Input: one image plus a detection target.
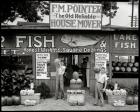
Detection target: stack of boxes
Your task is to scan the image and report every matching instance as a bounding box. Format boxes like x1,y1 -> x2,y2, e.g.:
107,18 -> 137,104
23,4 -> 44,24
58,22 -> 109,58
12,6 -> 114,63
20,83 -> 41,106
67,72 -> 85,106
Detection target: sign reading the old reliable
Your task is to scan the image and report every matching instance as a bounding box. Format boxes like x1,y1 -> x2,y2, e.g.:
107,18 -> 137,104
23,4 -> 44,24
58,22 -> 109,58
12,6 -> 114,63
50,3 -> 102,30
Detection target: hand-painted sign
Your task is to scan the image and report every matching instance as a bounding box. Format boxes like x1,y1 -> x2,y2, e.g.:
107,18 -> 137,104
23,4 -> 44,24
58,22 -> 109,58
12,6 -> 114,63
1,34 -> 109,55
112,34 -> 139,54
95,53 -> 109,70
50,3 -> 102,30
61,34 -> 103,47
36,53 -> 50,79
112,34 -> 138,49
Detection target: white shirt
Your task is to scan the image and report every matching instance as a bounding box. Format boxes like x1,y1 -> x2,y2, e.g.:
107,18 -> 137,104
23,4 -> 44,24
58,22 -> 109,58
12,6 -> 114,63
57,66 -> 66,75
95,73 -> 108,83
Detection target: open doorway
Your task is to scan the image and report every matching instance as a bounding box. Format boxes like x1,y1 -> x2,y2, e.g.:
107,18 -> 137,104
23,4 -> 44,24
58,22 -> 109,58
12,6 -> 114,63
58,53 -> 91,88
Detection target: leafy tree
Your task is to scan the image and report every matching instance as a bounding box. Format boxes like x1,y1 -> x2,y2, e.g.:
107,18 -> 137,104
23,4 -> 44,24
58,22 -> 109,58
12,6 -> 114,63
1,0 -> 119,24
1,0 -> 49,23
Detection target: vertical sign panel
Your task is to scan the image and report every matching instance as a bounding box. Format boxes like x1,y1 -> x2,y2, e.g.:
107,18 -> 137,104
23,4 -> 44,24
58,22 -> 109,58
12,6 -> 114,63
95,53 -> 109,70
36,53 -> 50,79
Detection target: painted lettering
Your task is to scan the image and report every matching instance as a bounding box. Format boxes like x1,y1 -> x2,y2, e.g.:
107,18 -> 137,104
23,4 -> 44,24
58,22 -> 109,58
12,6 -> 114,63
44,36 -> 54,47
131,43 -> 136,48
16,36 -> 26,48
33,36 -> 42,47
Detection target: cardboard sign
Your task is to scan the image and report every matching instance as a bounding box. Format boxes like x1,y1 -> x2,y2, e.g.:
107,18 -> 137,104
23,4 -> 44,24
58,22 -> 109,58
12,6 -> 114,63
95,53 -> 109,70
36,53 -> 50,79
50,3 -> 102,30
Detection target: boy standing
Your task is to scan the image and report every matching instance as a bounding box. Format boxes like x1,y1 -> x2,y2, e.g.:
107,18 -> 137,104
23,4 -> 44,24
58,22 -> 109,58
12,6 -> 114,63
94,67 -> 108,106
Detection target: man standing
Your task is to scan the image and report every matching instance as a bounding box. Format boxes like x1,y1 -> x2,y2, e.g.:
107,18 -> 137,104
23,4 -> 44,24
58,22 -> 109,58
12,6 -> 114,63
94,67 -> 108,106
54,58 -> 66,100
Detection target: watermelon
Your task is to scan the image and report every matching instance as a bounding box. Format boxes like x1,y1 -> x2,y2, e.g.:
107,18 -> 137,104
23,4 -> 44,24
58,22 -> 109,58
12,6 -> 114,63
128,62 -> 133,67
70,79 -> 76,84
126,96 -> 134,105
94,67 -> 100,73
120,67 -> 125,72
3,96 -> 8,106
134,62 -> 139,67
76,78 -> 82,84
73,72 -> 79,80
133,95 -> 138,105
126,67 -> 131,72
1,97 -> 6,106
115,67 -> 120,72
12,96 -> 20,105
6,97 -> 13,106
117,62 -> 122,67
112,67 -> 114,71
122,62 -> 127,67
132,67 -> 138,72
112,61 -> 117,67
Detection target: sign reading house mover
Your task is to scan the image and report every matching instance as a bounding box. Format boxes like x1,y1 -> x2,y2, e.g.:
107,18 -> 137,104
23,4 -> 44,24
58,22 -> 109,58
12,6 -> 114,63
50,3 -> 102,30
36,53 -> 50,79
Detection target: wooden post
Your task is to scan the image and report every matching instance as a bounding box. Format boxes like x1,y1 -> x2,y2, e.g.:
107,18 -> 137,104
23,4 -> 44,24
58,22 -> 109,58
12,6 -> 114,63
131,0 -> 134,27
109,34 -> 113,82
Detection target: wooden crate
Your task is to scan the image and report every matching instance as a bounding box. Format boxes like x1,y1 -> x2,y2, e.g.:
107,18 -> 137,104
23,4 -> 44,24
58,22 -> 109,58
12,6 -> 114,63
21,93 -> 40,104
107,95 -> 126,105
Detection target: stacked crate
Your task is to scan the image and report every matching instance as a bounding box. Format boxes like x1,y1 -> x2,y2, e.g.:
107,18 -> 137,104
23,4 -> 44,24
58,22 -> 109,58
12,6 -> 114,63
67,72 -> 85,106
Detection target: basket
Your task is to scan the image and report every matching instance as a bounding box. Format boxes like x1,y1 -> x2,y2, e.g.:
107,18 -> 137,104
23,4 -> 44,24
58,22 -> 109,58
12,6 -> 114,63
21,93 -> 40,105
107,95 -> 126,105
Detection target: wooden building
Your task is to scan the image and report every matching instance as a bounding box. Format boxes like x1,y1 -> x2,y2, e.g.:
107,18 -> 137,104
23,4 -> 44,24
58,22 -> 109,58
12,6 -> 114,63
1,22 -> 139,96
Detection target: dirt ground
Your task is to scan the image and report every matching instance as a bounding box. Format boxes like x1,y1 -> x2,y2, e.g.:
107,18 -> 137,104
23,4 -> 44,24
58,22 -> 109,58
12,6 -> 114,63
2,90 -> 138,111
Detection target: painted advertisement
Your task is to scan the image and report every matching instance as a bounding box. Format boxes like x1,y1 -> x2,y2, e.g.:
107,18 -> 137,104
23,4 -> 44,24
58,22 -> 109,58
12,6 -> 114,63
50,3 -> 102,30
95,53 -> 109,70
1,34 -> 109,55
36,53 -> 50,79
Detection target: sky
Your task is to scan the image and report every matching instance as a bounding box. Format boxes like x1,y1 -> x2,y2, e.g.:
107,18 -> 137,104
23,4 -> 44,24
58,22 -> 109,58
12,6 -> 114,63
5,2 -> 139,28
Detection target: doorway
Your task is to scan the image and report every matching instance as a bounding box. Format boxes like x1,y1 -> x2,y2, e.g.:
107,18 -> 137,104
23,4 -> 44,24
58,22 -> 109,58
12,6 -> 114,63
58,53 -> 91,88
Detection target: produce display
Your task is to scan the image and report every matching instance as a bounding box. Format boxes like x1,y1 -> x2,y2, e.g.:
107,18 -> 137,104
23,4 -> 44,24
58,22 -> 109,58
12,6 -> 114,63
105,89 -> 127,96
70,72 -> 83,89
20,93 -> 40,105
105,89 -> 127,105
1,69 -> 32,97
20,89 -> 34,96
1,68 -> 33,106
67,90 -> 85,106
24,100 -> 37,106
113,100 -> 125,106
112,61 -> 139,72
70,78 -> 82,89
68,72 -> 85,106
1,96 -> 20,106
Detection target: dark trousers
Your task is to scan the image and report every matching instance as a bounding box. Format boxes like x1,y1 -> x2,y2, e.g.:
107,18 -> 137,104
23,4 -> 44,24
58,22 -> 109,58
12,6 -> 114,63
82,69 -> 87,87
